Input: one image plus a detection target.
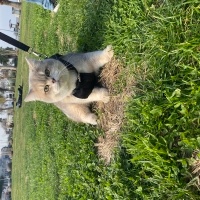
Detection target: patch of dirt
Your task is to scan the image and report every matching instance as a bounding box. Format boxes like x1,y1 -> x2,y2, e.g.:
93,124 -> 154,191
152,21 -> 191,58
95,58 -> 136,164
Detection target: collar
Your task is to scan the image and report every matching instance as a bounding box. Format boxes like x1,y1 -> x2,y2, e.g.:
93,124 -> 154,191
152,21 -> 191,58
49,53 -> 81,82
49,54 -> 96,99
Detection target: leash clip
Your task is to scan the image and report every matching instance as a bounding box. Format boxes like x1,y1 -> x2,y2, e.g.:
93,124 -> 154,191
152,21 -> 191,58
28,48 -> 48,58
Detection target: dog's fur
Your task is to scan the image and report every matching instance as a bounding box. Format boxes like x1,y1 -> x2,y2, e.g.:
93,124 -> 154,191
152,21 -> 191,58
25,45 -> 114,125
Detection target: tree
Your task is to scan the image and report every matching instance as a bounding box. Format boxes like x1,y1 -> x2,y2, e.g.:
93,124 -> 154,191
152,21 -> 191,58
0,0 -> 21,9
0,87 -> 14,92
0,47 -> 17,65
0,107 -> 13,111
0,55 -> 9,65
0,47 -> 17,56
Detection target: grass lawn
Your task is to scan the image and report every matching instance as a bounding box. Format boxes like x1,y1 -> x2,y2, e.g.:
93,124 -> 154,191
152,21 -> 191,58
12,0 -> 200,199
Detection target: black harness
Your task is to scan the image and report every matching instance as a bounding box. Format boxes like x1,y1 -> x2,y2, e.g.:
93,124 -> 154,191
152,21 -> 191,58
0,32 -> 97,99
50,54 -> 97,99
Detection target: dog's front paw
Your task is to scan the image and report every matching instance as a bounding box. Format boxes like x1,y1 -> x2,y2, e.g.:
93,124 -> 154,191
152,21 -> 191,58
100,88 -> 110,103
101,95 -> 110,103
103,45 -> 114,62
85,113 -> 98,125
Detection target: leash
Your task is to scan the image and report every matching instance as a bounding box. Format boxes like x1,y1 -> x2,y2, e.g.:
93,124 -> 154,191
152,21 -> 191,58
0,32 -> 47,58
0,32 -> 96,99
0,32 -> 78,72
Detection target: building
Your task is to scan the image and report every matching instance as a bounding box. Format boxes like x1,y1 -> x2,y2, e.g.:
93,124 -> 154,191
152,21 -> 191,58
12,7 -> 21,17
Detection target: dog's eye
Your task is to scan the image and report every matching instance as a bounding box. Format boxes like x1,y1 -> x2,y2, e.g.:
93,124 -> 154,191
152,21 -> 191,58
44,85 -> 49,93
45,68 -> 50,77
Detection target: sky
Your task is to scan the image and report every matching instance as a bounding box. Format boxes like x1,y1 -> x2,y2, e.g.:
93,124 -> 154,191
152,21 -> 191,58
0,5 -> 17,48
0,5 -> 16,148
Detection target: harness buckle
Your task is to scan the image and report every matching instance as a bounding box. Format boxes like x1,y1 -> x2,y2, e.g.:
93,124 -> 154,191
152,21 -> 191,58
77,73 -> 81,82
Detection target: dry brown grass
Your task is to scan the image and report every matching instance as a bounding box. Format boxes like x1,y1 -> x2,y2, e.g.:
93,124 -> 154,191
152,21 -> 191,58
190,150 -> 200,189
95,58 -> 136,164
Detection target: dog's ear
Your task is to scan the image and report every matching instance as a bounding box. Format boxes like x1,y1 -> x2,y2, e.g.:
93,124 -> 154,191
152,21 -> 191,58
25,57 -> 40,71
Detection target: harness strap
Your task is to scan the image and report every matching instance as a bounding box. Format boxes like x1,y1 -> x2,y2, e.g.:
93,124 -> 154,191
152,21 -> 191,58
49,54 -> 96,99
49,53 -> 81,82
72,73 -> 97,99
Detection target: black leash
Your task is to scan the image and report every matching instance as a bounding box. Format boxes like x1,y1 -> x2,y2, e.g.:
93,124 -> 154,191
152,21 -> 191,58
0,32 -> 96,99
0,32 -> 78,72
0,32 -> 47,58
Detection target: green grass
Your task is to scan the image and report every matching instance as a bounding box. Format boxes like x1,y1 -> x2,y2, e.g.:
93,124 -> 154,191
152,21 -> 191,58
12,0 -> 200,199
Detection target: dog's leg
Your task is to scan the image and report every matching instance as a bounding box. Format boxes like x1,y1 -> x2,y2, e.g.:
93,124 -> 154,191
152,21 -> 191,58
85,45 -> 114,72
84,87 -> 110,103
54,102 -> 97,125
63,45 -> 114,73
60,88 -> 110,104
